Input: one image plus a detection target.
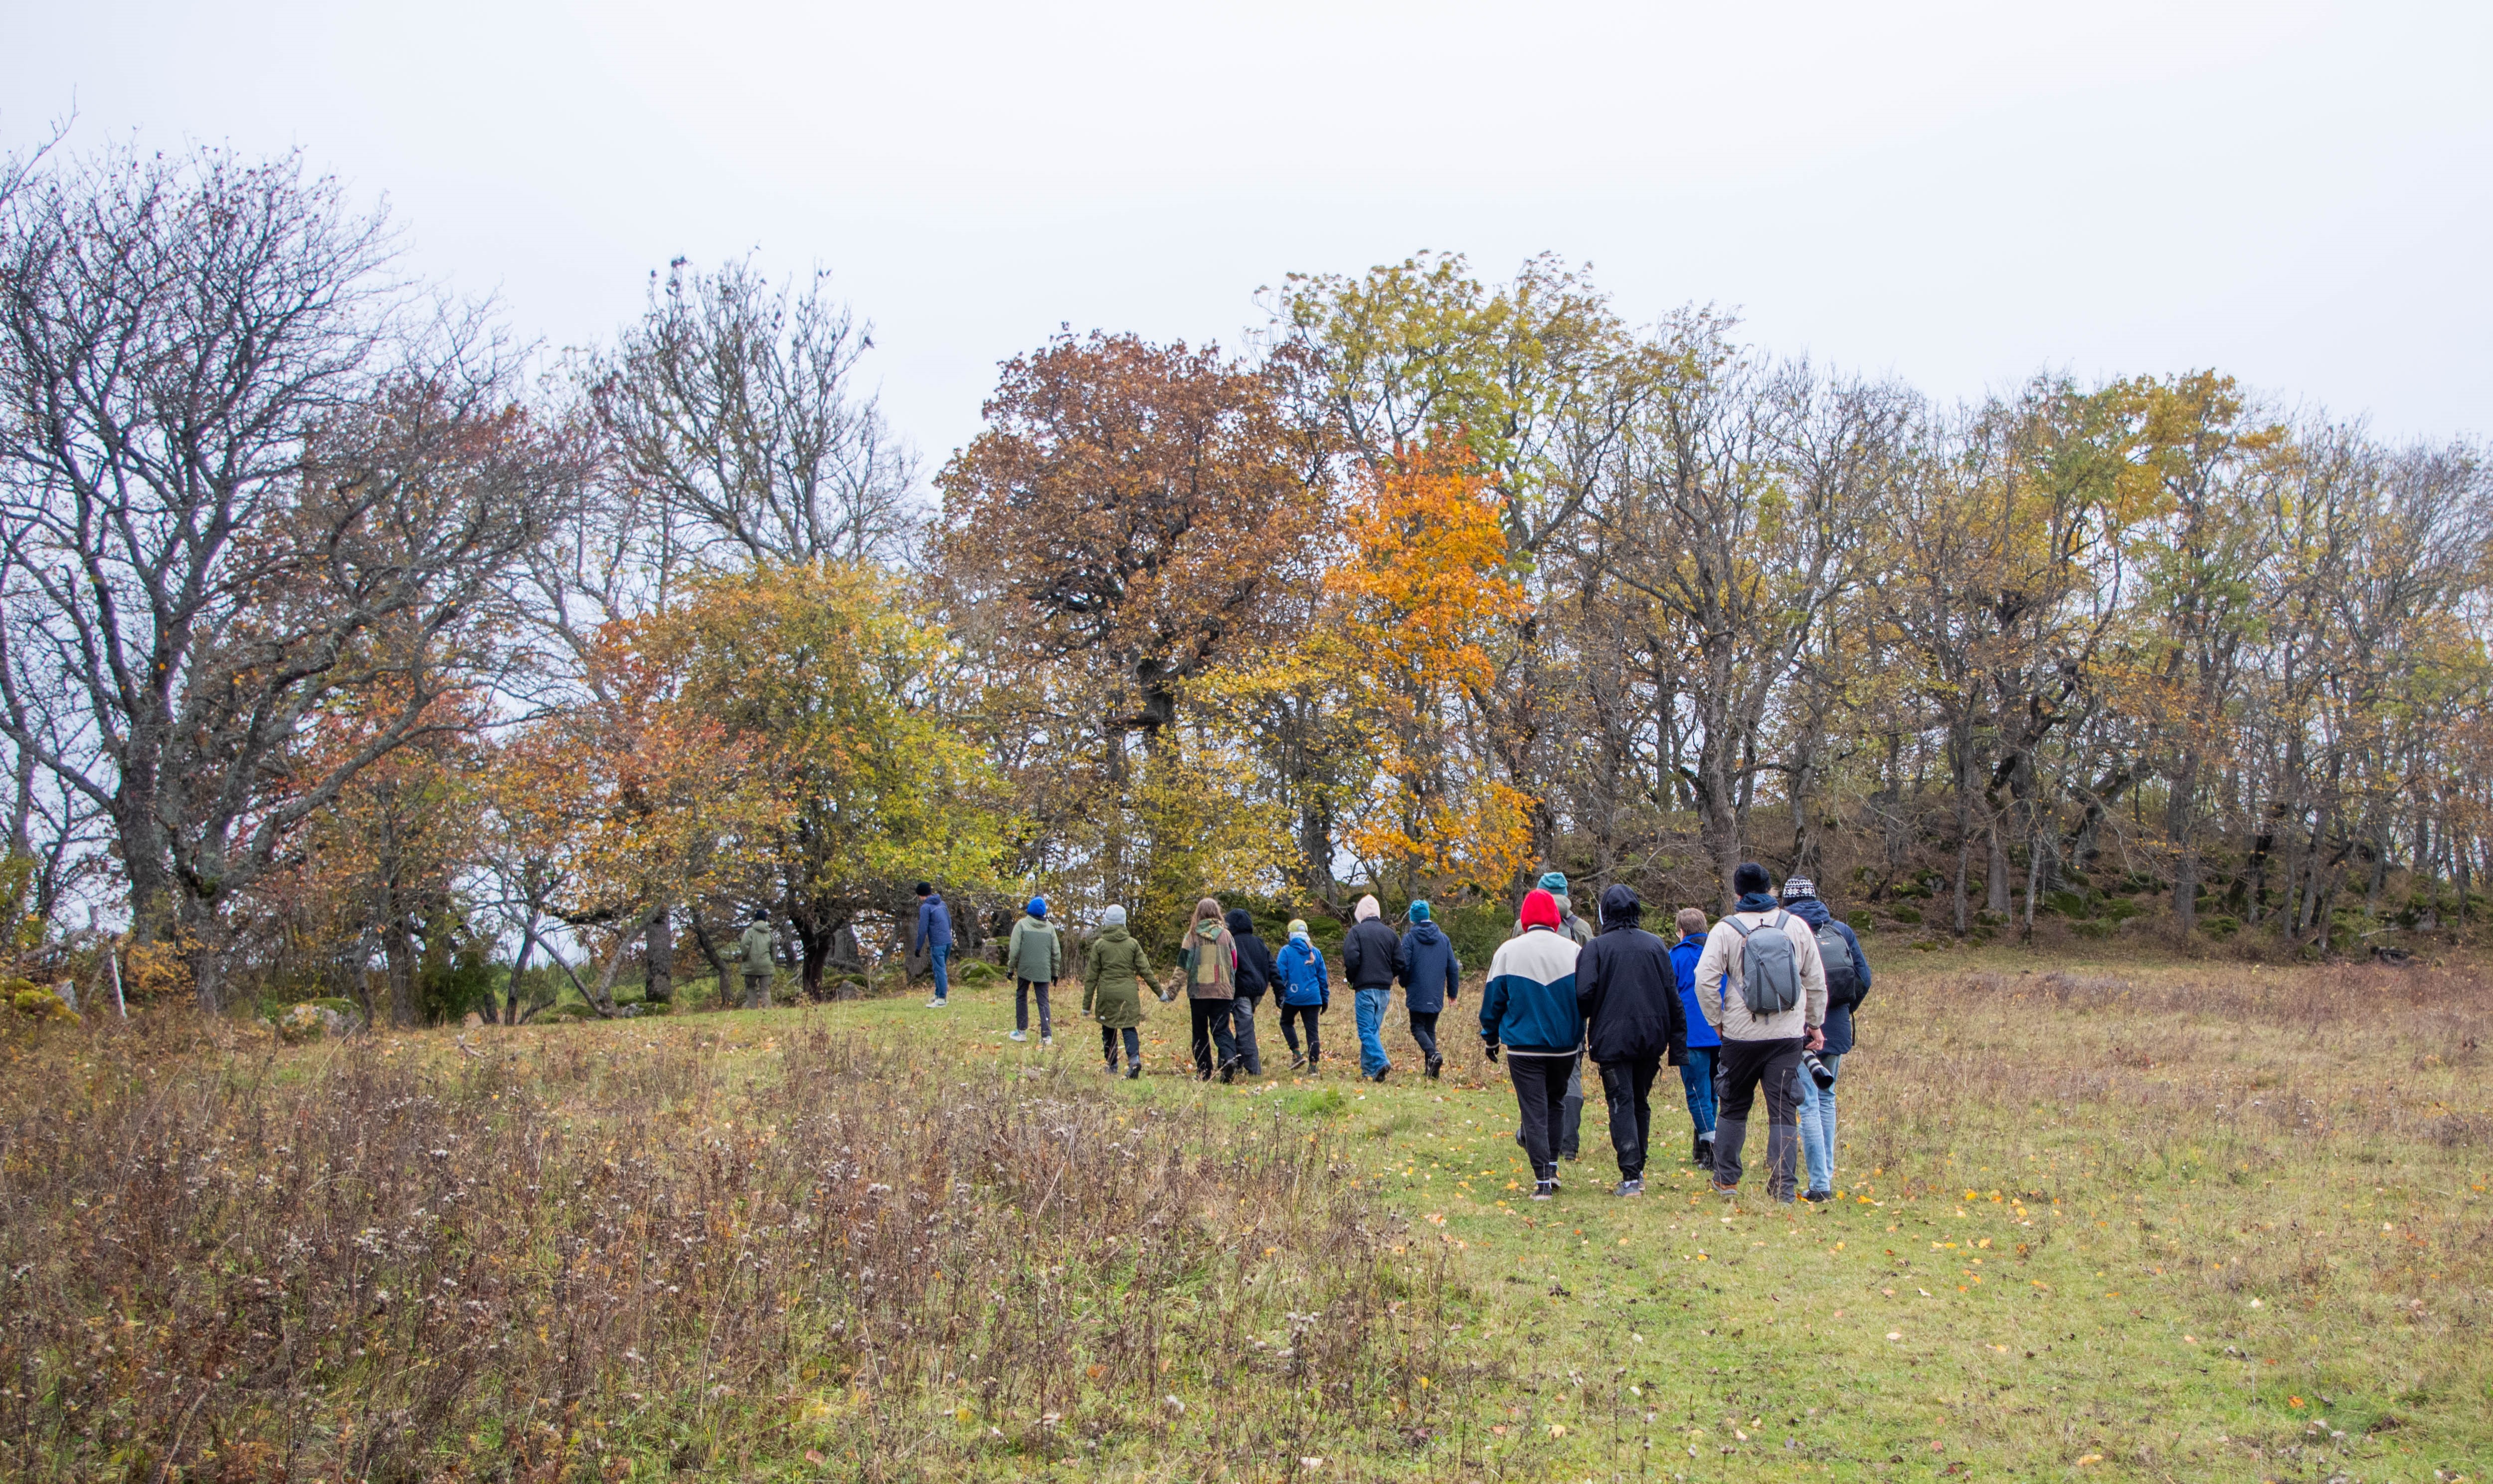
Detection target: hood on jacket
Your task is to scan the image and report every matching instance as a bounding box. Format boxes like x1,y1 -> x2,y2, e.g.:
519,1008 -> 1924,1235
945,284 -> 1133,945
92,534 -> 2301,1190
1519,888 -> 1562,930
1354,895 -> 1381,922
1191,898 -> 1225,939
1225,908 -> 1255,935
1783,896 -> 1834,927
1097,924 -> 1131,942
1599,883 -> 1641,930
1406,919 -> 1444,944
1735,890 -> 1781,914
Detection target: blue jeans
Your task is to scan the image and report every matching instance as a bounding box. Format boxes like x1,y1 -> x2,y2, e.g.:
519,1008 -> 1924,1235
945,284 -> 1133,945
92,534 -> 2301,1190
929,943 -> 950,1001
1797,1052 -> 1841,1192
1679,1045 -> 1718,1136
1354,987 -> 1391,1076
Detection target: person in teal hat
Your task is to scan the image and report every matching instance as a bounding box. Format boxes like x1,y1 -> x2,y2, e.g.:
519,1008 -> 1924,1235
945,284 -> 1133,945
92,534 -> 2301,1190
1397,900 -> 1462,1078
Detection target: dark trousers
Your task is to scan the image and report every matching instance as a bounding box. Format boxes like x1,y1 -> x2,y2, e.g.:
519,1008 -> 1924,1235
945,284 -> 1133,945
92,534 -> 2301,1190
1229,990 -> 1264,1075
1189,997 -> 1240,1076
1561,1059 -> 1584,1155
1712,1037 -> 1805,1200
1015,978 -> 1052,1036
1100,1025 -> 1140,1066
1408,1009 -> 1442,1067
1508,1052 -> 1577,1182
1278,1002 -> 1322,1061
1599,1054 -> 1662,1181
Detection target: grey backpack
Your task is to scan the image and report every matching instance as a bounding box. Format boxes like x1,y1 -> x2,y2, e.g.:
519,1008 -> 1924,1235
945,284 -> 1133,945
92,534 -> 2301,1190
1727,911 -> 1800,1015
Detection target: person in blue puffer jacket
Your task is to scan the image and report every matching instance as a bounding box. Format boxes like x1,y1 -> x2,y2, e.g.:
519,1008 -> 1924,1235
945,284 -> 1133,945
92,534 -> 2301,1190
1272,919 -> 1331,1072
1779,876 -> 1871,1201
1670,907 -> 1721,1166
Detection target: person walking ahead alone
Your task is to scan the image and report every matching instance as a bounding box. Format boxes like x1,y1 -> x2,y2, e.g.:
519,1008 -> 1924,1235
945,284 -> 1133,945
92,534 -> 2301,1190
916,883 -> 954,1008
1225,908 -> 1274,1078
1341,895 -> 1404,1082
1273,920 -> 1330,1070
1005,896 -> 1062,1045
1397,902 -> 1461,1078
1479,888 -> 1584,1200
1575,884 -> 1686,1197
739,913 -> 776,1009
1670,907 -> 1722,1165
1082,904 -> 1159,1079
1778,875 -> 1871,1201
1179,898 -> 1242,1081
1691,862 -> 1827,1202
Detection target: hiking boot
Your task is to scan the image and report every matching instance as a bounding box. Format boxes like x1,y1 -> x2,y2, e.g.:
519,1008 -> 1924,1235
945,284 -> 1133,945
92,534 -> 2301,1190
1710,1178 -> 1740,1197
1371,1068 -> 1389,1084
1218,1064 -> 1235,1084
1125,1064 -> 1141,1080
1103,1061 -> 1120,1075
1531,1180 -> 1556,1201
1691,1132 -> 1709,1164
1613,1177 -> 1644,1197
1009,1030 -> 1028,1042
1802,1188 -> 1833,1203
1289,1051 -> 1307,1071
1425,1058 -> 1442,1079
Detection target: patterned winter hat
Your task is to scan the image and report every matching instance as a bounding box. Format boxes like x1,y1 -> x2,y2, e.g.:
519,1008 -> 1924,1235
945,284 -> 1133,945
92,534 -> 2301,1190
1781,876 -> 1817,900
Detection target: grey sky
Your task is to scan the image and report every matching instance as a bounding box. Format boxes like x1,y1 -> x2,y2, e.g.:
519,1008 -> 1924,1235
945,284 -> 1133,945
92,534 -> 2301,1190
14,0 -> 2491,469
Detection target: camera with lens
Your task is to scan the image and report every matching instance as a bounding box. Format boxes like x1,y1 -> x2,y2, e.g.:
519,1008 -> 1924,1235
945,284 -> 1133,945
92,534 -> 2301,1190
1799,1046 -> 1835,1090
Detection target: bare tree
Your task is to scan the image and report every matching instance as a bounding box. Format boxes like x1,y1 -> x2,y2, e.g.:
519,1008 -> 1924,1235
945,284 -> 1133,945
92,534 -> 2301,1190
593,257 -> 918,569
0,144 -> 559,1007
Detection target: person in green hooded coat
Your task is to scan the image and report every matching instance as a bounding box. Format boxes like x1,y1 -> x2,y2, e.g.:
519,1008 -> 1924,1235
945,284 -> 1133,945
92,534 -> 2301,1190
1081,904 -> 1160,1078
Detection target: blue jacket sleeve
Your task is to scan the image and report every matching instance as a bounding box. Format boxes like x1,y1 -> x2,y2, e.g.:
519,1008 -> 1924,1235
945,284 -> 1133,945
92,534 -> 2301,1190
915,899 -> 931,950
1478,971 -> 1507,1044
1842,923 -> 1871,997
1445,951 -> 1461,1000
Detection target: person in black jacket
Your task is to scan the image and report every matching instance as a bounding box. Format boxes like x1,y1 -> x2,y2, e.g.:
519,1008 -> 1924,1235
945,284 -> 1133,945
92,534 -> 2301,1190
1575,883 -> 1686,1196
1224,907 -> 1274,1078
1395,901 -> 1462,1078
1339,895 -> 1404,1081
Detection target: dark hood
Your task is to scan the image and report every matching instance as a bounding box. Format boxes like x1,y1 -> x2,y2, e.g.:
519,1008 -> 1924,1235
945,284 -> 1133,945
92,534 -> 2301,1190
1225,908 -> 1255,936
1598,883 -> 1642,930
1783,897 -> 1832,926
1406,920 -> 1444,945
1736,891 -> 1781,914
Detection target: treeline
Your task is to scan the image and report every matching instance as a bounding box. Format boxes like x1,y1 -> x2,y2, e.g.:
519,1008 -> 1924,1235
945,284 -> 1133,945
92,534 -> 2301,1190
1,143 -> 2485,1022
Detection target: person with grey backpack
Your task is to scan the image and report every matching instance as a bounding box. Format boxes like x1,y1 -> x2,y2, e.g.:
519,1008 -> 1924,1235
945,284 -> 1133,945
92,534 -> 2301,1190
1780,875 -> 1871,1201
1688,862 -> 1828,1202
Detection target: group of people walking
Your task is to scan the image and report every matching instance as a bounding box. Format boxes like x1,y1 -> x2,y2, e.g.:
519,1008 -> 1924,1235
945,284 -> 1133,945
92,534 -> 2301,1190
908,862 -> 1870,1204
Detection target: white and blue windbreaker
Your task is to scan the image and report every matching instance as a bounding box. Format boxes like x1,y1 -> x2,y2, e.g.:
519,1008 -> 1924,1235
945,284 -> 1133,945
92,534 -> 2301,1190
1477,927 -> 1583,1056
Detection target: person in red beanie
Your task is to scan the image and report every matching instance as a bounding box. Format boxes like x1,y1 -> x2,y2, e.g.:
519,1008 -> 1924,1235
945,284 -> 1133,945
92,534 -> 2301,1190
1478,887 -> 1586,1199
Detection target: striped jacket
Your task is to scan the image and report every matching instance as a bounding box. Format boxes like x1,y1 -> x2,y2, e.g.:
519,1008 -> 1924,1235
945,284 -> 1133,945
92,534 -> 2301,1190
1478,926 -> 1583,1056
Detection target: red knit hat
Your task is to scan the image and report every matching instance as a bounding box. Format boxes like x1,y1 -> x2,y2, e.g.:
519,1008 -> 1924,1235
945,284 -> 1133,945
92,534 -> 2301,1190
1519,888 -> 1562,930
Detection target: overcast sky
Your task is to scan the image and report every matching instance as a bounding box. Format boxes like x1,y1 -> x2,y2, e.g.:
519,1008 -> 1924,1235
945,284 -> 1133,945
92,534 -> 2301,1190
12,0 -> 2491,469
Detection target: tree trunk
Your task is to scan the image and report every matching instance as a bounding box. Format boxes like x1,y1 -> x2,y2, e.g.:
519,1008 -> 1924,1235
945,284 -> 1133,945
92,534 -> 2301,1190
645,904 -> 675,1003
503,926 -> 535,1025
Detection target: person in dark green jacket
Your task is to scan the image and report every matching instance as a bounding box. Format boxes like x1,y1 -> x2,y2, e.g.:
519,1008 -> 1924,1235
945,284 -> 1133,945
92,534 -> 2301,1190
738,914 -> 776,1009
1081,904 -> 1159,1078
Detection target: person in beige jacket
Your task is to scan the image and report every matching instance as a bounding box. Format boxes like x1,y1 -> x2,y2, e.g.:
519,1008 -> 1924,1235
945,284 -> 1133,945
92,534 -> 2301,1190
1689,862 -> 1828,1201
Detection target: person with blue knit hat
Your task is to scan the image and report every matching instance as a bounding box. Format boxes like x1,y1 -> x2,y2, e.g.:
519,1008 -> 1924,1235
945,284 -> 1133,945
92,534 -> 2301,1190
1006,895 -> 1062,1045
1397,900 -> 1461,1078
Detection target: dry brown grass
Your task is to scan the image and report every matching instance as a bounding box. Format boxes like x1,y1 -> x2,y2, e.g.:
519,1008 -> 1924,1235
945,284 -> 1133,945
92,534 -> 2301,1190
0,1016 -> 1455,1481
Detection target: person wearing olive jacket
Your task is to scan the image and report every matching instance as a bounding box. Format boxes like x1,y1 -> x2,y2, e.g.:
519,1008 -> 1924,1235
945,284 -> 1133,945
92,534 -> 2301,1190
1340,895 -> 1404,1082
1005,897 -> 1063,1046
1082,904 -> 1159,1078
1178,898 -> 1242,1082
1396,902 -> 1461,1078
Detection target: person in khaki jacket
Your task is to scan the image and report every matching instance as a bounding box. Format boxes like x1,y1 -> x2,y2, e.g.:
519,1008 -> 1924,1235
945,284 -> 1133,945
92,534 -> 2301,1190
1005,896 -> 1063,1045
1689,862 -> 1828,1202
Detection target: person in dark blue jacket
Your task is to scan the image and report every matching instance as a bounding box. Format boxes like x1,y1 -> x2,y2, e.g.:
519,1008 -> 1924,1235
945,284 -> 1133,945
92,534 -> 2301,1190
1272,919 -> 1331,1070
1396,901 -> 1462,1078
915,882 -> 954,1007
1669,907 -> 1720,1165
1780,876 -> 1871,1201
1225,908 -> 1275,1078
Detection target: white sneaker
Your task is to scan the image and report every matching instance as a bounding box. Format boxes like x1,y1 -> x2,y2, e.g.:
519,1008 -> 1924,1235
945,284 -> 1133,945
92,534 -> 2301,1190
1009,1030 -> 1028,1042
925,998 -> 948,1008
1041,1036 -> 1054,1047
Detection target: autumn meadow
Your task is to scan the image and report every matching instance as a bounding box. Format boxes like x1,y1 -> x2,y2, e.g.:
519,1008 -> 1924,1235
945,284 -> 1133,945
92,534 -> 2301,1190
1,102 -> 2491,1484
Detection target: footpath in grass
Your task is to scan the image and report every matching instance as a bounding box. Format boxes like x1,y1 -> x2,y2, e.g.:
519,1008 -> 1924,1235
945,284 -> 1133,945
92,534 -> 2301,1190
845,952 -> 2492,1482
